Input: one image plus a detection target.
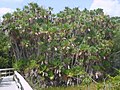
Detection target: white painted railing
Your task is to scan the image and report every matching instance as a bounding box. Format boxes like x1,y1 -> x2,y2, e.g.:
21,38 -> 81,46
0,68 -> 14,78
0,68 -> 33,90
14,71 -> 33,90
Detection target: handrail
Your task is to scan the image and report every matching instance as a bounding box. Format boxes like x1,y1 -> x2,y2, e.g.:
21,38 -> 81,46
0,68 -> 14,71
14,71 -> 33,90
0,68 -> 14,78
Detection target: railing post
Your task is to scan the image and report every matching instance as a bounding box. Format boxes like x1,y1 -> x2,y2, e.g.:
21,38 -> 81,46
14,71 -> 33,90
9,70 -> 10,76
0,71 -> 1,78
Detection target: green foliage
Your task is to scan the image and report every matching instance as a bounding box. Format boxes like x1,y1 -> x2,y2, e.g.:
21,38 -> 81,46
0,29 -> 11,68
13,59 -> 27,72
110,18 -> 120,69
1,2 -> 120,88
113,31 -> 120,51
0,56 -> 9,68
28,60 -> 38,69
13,59 -> 39,73
83,76 -> 92,86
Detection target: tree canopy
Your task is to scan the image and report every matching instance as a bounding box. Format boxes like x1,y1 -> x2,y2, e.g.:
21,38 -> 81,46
0,2 -> 120,88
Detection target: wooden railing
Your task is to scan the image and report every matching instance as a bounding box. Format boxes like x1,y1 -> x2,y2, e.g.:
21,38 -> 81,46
14,71 -> 33,90
0,68 -> 14,78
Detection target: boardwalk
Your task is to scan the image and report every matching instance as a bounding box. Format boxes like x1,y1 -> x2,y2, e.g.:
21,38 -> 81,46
0,76 -> 19,90
0,68 -> 33,90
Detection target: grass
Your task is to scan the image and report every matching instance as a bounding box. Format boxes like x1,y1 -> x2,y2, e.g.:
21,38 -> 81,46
40,83 -> 97,90
27,78 -> 101,90
26,78 -> 120,90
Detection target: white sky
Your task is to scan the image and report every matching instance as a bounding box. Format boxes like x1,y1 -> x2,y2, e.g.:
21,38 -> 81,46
90,0 -> 120,17
0,0 -> 120,18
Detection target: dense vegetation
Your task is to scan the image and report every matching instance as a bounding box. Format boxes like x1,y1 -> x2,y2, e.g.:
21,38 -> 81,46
1,2 -> 120,89
0,27 -> 12,68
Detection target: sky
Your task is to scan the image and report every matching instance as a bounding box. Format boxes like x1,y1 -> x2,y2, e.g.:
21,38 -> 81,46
0,0 -> 120,18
